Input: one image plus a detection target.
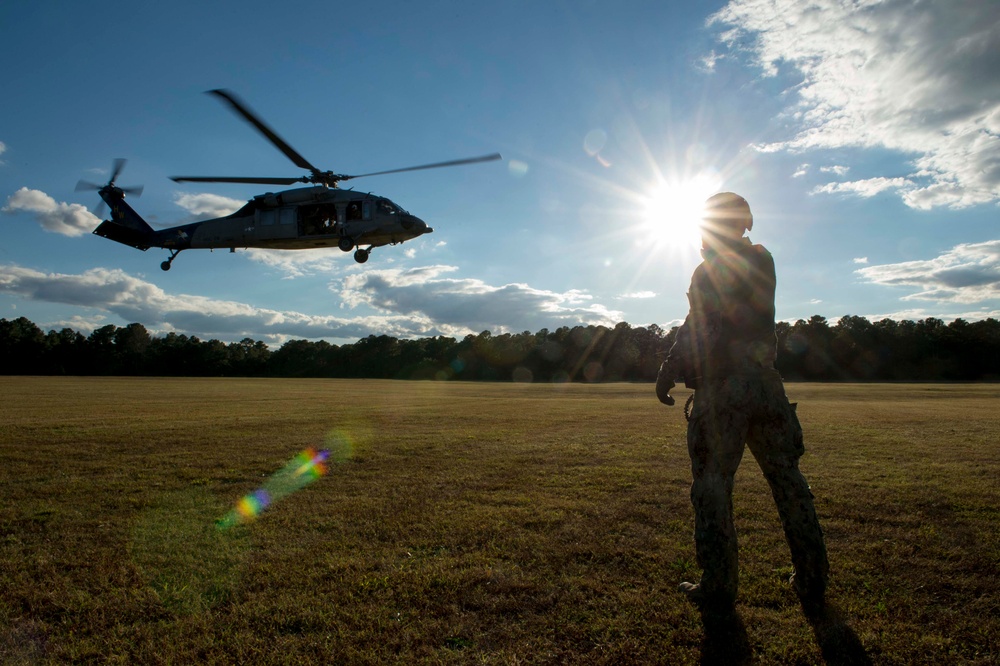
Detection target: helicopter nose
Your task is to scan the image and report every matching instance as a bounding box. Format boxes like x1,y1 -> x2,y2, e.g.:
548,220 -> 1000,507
406,215 -> 432,235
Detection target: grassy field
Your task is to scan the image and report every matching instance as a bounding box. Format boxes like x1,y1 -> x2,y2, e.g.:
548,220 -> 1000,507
1,378 -> 997,665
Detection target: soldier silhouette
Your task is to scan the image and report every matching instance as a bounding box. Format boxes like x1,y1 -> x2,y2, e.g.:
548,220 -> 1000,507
657,192 -> 829,621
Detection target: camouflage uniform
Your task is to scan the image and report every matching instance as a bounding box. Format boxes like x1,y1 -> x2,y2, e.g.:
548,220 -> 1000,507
663,236 -> 828,611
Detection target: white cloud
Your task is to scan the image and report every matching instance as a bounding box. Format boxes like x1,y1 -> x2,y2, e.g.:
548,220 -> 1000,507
699,50 -> 722,73
0,263 -> 431,344
0,262 -> 625,344
2,187 -> 99,236
842,307 -> 1000,323
618,290 -> 657,299
792,163 -> 810,178
173,192 -> 245,217
710,0 -> 1000,209
0,140 -> 6,164
811,176 -> 913,198
337,265 -> 623,335
855,240 -> 1000,303
49,314 -> 108,334
853,257 -> 869,265
243,248 -> 347,278
820,165 -> 850,176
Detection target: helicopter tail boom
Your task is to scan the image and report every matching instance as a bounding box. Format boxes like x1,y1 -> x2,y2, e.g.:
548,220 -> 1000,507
93,218 -> 153,250
92,190 -> 155,251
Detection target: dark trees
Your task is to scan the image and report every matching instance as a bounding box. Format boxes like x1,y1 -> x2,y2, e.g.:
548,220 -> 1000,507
1,316 -> 998,382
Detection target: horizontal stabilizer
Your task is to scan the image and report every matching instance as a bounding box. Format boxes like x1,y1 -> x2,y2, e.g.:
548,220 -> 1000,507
93,220 -> 151,250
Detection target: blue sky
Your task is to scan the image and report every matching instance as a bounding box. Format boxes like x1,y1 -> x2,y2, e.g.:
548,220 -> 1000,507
2,0 -> 998,346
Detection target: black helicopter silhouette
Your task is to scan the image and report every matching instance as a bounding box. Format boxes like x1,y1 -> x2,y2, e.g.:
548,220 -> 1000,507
80,89 -> 501,270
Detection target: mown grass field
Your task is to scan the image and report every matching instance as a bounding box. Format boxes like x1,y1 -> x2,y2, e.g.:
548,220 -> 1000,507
1,377 -> 997,665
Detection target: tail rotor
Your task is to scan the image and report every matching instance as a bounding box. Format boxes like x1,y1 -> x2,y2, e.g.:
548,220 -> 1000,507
76,158 -> 143,216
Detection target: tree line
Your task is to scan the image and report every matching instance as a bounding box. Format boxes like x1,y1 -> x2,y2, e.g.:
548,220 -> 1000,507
2,314 -> 998,381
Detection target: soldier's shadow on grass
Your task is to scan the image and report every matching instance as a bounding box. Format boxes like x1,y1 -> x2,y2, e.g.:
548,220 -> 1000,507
699,609 -> 752,666
696,602 -> 871,666
804,601 -> 872,666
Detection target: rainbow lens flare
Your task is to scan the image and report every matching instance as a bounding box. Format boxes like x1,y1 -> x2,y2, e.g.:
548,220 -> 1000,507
237,489 -> 271,519
217,447 -> 330,530
294,447 -> 329,479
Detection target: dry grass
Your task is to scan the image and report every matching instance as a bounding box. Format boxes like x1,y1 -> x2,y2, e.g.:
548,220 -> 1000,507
0,378 -> 997,664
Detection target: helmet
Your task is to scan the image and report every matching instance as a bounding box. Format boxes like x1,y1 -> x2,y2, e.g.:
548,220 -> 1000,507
702,192 -> 753,233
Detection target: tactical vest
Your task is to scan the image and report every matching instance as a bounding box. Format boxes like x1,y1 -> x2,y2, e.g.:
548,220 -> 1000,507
671,239 -> 777,385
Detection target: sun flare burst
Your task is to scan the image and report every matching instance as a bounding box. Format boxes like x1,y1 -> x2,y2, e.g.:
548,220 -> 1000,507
640,175 -> 722,251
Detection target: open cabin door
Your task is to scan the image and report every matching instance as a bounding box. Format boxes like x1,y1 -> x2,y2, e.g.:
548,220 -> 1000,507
297,202 -> 339,237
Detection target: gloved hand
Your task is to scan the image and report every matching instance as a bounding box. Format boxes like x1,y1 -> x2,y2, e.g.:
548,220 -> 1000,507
655,361 -> 676,406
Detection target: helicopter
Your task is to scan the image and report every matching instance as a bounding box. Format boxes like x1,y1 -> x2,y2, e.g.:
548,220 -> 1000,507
81,89 -> 501,270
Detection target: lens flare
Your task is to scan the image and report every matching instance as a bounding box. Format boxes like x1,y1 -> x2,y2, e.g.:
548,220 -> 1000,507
293,448 -> 329,479
236,489 -> 271,519
217,447 -> 330,530
641,174 -> 722,251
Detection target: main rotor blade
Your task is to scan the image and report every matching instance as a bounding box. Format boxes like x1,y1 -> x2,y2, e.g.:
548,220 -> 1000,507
75,180 -> 102,192
170,175 -> 305,185
109,158 -> 126,184
209,89 -> 319,173
345,153 -> 503,180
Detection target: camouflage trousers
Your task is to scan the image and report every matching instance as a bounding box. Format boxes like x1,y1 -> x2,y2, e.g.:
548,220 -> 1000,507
686,369 -> 828,608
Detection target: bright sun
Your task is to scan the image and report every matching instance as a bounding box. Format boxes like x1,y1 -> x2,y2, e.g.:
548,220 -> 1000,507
640,175 -> 721,251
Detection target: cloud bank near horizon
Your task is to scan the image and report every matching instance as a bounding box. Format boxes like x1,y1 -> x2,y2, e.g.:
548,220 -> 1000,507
856,240 -> 1000,304
0,263 -> 624,344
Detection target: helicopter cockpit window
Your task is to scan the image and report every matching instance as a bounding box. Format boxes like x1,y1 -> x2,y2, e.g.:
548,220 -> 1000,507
377,199 -> 400,215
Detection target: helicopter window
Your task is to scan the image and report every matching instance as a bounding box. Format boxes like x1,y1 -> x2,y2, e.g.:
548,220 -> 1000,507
347,201 -> 363,221
363,201 -> 371,220
280,208 -> 297,225
377,199 -> 399,215
259,209 -> 277,226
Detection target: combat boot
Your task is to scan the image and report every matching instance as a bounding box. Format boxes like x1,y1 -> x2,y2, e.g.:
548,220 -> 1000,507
678,581 -> 735,618
678,581 -> 705,604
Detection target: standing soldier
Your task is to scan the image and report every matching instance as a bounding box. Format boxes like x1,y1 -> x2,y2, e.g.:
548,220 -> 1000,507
656,192 -> 829,619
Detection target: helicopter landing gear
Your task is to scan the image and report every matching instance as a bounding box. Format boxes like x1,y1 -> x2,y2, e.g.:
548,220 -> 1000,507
354,248 -> 370,263
160,249 -> 183,271
338,236 -> 355,252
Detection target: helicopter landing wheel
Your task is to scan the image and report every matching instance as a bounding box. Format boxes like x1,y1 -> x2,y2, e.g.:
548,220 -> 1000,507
338,237 -> 355,252
354,248 -> 370,264
160,249 -> 182,271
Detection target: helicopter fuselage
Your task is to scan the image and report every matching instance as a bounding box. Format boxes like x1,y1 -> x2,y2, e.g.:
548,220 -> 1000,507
93,185 -> 432,268
175,187 -> 429,250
